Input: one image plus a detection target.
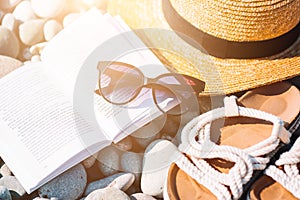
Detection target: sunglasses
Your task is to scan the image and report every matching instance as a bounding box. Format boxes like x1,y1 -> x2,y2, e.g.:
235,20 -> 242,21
96,61 -> 205,115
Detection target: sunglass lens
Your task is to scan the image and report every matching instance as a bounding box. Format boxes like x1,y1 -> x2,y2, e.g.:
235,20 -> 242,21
99,63 -> 144,104
153,85 -> 182,115
156,74 -> 202,114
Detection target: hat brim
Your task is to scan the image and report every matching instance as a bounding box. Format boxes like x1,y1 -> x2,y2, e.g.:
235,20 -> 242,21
107,0 -> 300,94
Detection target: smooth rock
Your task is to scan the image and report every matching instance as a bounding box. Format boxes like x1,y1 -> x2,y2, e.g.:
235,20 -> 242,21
84,172 -> 135,196
141,140 -> 181,198
22,47 -> 32,60
114,137 -> 133,151
29,42 -> 47,55
0,26 -> 19,58
12,1 -> 36,22
0,186 -> 12,200
0,176 -> 25,196
85,187 -> 130,200
120,152 -> 142,182
63,13 -> 81,28
31,55 -> 41,62
97,145 -> 121,176
43,20 -> 62,41
31,0 -> 67,18
0,55 -> 22,78
1,13 -> 19,33
19,19 -> 45,46
131,115 -> 166,149
81,0 -> 108,10
0,0 -> 22,10
38,164 -> 86,200
83,153 -> 98,169
33,198 -> 50,200
130,193 -> 157,200
0,164 -> 12,177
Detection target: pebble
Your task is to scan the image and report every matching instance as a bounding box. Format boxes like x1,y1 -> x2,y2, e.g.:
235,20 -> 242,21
0,176 -> 25,196
21,47 -> 32,60
141,140 -> 181,197
81,0 -> 108,10
83,153 -> 98,169
97,145 -> 121,176
131,115 -> 166,149
31,0 -> 67,18
1,13 -> 19,33
120,152 -> 142,182
130,193 -> 157,200
0,186 -> 12,200
29,42 -> 47,55
31,55 -> 41,62
0,55 -> 22,78
38,164 -> 86,200
19,19 -> 45,46
85,187 -> 130,200
0,26 -> 19,58
63,13 -> 82,28
43,20 -> 63,41
84,172 -> 135,196
0,164 -> 12,177
0,0 -> 21,10
114,137 -> 133,152
12,1 -> 36,22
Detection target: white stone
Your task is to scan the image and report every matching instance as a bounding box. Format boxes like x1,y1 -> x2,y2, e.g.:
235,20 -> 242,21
43,20 -> 62,41
85,187 -> 130,200
0,0 -> 22,10
131,115 -> 166,149
130,193 -> 157,200
0,26 -> 19,58
22,47 -> 32,60
2,13 -> 19,33
31,55 -> 41,62
29,42 -> 47,55
141,140 -> 181,198
12,1 -> 37,22
114,137 -> 133,151
97,145 -> 121,176
31,0 -> 67,18
0,164 -> 12,177
19,19 -> 45,46
63,13 -> 81,28
83,153 -> 98,169
84,172 -> 135,196
0,55 -> 22,78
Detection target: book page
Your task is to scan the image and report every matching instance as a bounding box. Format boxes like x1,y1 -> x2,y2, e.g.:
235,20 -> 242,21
40,9 -> 177,142
0,63 -> 110,193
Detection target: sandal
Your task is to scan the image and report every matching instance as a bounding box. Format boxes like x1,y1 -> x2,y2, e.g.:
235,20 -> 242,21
249,137 -> 300,200
239,82 -> 300,134
164,94 -> 293,200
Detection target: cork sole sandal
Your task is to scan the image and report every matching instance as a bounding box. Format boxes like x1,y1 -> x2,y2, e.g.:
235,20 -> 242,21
164,95 -> 293,200
249,137 -> 300,200
239,81 -> 300,134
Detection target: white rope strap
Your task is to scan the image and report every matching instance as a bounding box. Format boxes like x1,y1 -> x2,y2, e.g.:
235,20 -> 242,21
264,137 -> 300,199
175,96 -> 290,200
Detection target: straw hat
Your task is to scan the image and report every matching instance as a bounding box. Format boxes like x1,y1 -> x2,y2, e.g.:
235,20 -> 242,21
107,0 -> 300,94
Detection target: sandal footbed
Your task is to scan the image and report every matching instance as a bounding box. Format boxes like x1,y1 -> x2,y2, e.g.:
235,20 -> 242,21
249,174 -> 298,200
239,82 -> 300,125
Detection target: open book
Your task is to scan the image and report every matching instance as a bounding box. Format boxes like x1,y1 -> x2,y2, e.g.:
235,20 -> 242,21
0,8 -> 176,193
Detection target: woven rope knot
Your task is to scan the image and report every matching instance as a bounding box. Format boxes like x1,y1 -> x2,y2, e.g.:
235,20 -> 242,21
175,96 -> 290,200
264,138 -> 300,199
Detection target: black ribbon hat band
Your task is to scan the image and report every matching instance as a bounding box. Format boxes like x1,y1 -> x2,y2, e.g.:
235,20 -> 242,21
162,0 -> 300,59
